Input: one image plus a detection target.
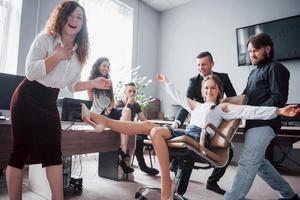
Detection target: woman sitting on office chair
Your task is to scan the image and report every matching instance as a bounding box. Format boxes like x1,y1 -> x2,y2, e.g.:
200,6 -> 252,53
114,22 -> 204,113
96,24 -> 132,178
81,74 -> 299,200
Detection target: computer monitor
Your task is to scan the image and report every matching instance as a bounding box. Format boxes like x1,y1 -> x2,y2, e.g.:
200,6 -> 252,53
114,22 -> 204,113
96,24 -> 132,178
0,73 -> 25,110
59,98 -> 92,122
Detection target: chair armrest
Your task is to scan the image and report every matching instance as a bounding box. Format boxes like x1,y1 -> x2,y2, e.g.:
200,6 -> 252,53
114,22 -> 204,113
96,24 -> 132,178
205,123 -> 233,148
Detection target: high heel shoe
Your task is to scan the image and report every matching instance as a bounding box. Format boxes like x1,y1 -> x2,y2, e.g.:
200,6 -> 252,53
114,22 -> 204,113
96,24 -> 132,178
118,148 -> 134,174
81,103 -> 105,132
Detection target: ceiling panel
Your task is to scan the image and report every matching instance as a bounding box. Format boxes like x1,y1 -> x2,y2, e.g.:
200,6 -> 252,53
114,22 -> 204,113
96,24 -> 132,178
141,0 -> 193,12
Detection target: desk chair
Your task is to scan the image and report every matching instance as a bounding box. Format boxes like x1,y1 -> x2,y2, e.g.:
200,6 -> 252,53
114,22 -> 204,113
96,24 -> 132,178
135,95 -> 247,200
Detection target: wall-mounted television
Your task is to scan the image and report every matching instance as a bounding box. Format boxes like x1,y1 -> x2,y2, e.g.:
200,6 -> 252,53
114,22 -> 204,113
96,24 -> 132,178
236,15 -> 300,66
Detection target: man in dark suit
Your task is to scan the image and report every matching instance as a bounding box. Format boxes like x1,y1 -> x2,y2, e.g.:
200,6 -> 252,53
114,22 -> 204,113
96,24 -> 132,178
172,51 -> 236,195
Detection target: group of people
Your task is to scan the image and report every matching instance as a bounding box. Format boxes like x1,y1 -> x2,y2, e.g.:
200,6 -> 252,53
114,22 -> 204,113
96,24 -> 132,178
5,1 -> 300,200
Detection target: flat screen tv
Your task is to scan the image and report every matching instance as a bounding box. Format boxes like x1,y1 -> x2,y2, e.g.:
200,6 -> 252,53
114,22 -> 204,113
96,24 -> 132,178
0,73 -> 25,110
236,15 -> 300,66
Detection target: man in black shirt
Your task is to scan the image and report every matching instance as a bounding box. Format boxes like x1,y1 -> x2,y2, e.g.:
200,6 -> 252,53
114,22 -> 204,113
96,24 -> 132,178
172,51 -> 236,195
224,33 -> 299,200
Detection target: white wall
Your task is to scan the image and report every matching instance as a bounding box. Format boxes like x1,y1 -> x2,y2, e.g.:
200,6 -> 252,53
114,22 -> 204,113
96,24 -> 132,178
158,0 -> 300,117
121,0 -> 160,98
135,1 -> 160,98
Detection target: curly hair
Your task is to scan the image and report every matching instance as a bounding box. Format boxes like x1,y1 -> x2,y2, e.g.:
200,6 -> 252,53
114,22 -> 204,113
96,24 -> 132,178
44,1 -> 89,65
201,75 -> 224,109
89,57 -> 113,99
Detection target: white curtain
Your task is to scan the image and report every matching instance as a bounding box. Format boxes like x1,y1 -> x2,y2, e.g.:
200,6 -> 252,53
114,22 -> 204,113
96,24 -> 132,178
76,0 -> 134,100
0,0 -> 22,75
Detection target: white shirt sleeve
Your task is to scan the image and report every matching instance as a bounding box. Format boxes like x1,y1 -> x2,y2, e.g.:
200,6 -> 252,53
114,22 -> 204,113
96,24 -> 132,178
220,104 -> 278,120
25,34 -> 48,81
164,81 -> 192,113
67,72 -> 81,92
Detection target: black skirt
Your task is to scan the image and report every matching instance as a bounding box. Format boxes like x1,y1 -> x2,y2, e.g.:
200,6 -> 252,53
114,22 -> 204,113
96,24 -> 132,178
9,79 -> 61,168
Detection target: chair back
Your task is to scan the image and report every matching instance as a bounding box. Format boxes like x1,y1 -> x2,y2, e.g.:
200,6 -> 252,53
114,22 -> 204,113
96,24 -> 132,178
209,95 -> 247,148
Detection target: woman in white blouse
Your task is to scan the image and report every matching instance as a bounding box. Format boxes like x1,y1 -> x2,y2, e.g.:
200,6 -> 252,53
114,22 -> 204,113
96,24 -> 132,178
6,2 -> 111,200
81,74 -> 299,200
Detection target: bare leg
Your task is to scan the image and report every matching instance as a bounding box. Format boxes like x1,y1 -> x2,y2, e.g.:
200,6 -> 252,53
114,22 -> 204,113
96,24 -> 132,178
46,164 -> 64,200
120,108 -> 131,152
82,104 -> 158,135
6,165 -> 24,200
150,127 -> 173,200
118,108 -> 135,173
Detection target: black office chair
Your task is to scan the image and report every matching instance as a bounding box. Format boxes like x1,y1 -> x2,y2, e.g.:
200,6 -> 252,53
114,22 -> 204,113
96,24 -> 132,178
135,95 -> 247,200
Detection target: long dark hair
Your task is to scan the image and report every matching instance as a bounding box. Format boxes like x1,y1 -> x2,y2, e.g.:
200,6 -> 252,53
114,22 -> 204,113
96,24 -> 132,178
45,1 -> 89,65
89,57 -> 113,99
201,75 -> 224,109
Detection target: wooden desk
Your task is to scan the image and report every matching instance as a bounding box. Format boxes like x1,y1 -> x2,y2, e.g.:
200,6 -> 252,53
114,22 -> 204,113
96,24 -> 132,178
0,121 -> 128,169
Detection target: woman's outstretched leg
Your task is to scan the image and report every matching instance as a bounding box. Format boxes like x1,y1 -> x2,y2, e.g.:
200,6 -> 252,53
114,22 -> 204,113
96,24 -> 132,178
82,103 -> 158,135
150,127 -> 173,200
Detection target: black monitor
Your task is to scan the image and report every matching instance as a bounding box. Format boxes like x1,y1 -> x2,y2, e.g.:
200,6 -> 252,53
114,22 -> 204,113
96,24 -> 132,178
59,98 -> 92,122
0,73 -> 25,110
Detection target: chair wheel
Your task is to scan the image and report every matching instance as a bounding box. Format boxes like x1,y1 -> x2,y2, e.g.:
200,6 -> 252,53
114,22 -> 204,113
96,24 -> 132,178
135,192 -> 147,200
135,192 -> 141,199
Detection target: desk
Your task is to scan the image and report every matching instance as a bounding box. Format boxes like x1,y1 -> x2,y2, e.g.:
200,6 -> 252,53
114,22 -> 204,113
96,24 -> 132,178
0,121 -> 132,169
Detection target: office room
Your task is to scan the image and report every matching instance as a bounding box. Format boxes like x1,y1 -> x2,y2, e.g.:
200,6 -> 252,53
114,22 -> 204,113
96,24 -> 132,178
1,0 -> 300,199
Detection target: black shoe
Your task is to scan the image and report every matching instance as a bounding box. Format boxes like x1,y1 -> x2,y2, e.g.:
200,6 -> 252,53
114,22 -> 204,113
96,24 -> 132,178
279,194 -> 300,200
140,165 -> 159,176
118,148 -> 130,160
206,184 -> 226,195
118,148 -> 134,174
118,159 -> 134,174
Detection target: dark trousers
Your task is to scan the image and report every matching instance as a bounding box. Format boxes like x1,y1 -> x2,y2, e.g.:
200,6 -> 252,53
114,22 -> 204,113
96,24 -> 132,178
135,134 -> 148,167
177,148 -> 234,195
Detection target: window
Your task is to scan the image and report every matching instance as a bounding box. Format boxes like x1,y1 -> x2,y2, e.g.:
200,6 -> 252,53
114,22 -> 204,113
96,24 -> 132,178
0,0 -> 22,74
76,0 -> 134,100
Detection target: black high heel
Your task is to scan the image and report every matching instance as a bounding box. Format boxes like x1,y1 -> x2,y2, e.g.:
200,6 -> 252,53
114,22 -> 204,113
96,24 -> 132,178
118,148 -> 134,174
